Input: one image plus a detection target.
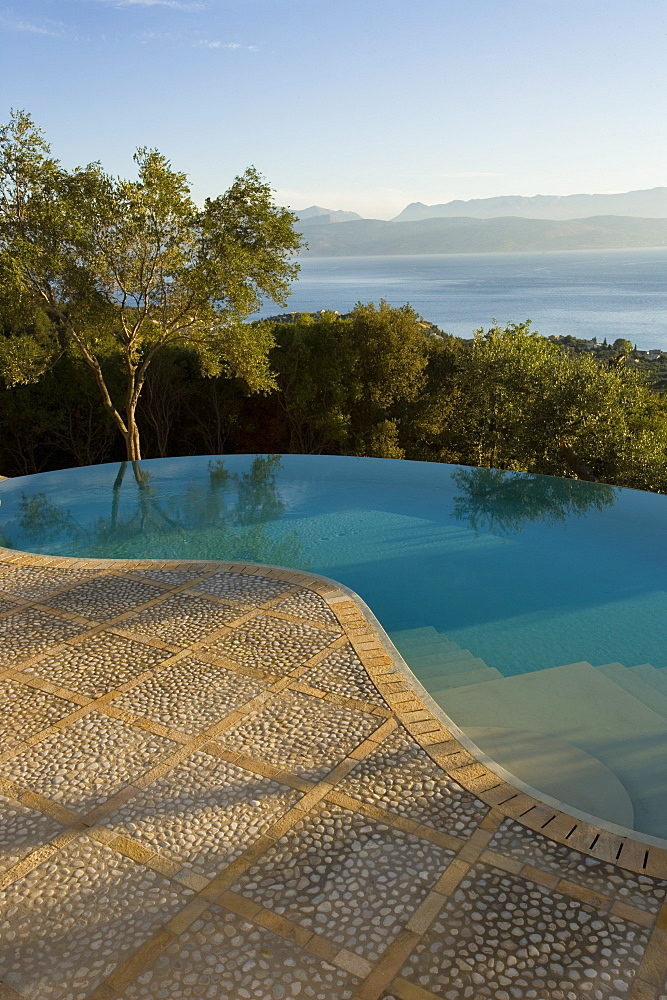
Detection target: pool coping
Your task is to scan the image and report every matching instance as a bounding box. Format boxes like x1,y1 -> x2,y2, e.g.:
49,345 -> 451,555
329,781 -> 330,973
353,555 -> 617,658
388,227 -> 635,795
1,544 -> 666,879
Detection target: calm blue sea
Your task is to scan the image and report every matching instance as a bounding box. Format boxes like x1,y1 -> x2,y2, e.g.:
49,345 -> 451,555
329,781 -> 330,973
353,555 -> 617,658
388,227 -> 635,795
252,248 -> 667,352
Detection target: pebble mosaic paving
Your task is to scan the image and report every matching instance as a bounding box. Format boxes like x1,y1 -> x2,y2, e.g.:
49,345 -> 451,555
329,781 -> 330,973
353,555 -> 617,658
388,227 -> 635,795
0,553 -> 665,1000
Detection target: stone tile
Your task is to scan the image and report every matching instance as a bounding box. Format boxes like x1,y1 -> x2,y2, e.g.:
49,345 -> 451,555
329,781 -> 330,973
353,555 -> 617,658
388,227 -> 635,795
23,632 -> 175,699
123,593 -> 241,646
339,725 -> 487,838
0,712 -> 176,814
0,795 -> 64,876
113,657 -> 263,736
0,608 -> 88,667
216,690 -> 380,781
398,861 -> 650,998
272,588 -> 340,625
118,904 -> 360,999
491,819 -> 667,914
0,596 -> 18,614
191,571 -> 292,607
305,642 -> 388,706
45,576 -> 164,622
101,750 -> 301,877
0,678 -> 78,749
0,835 -> 189,1000
235,801 -> 454,963
0,565 -> 98,602
202,614 -> 337,676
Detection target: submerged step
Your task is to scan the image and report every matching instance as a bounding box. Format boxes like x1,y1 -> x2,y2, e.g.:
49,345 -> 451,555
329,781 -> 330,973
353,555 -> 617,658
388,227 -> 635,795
404,645 -> 477,671
440,659 -> 667,835
630,663 -> 667,698
428,664 -> 504,692
594,662 -> 667,721
389,627 -> 440,647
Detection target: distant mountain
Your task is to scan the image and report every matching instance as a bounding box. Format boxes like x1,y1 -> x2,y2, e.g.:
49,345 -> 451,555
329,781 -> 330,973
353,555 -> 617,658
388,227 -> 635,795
393,188 -> 667,222
294,205 -> 363,226
298,215 -> 667,257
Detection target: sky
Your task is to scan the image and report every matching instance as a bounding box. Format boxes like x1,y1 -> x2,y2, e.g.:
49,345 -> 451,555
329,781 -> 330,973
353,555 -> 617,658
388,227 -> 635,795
1,0 -> 666,219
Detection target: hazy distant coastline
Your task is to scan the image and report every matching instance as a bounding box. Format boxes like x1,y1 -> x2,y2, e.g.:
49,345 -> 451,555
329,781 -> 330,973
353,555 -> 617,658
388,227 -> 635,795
294,189 -> 667,256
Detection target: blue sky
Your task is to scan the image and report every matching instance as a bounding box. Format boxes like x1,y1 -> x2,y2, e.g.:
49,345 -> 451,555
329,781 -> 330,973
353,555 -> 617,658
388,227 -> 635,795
1,0 -> 665,218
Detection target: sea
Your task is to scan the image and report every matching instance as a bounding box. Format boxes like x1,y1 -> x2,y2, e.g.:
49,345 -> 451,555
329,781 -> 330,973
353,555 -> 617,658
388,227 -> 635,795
251,247 -> 667,352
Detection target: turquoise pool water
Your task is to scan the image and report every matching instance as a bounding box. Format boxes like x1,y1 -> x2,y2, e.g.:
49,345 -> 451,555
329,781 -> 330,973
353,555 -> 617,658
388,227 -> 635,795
2,454 -> 667,840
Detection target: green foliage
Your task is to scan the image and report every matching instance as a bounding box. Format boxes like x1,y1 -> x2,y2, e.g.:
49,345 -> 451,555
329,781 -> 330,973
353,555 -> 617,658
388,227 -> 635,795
422,321 -> 667,491
613,338 -> 634,355
266,302 -> 432,457
0,110 -> 301,460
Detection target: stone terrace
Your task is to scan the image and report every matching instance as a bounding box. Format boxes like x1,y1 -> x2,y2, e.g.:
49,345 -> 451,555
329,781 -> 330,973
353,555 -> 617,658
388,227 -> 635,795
0,551 -> 666,1000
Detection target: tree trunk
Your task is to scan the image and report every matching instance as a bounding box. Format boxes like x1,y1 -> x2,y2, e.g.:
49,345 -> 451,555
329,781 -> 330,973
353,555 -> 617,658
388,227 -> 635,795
125,408 -> 142,461
559,440 -> 597,482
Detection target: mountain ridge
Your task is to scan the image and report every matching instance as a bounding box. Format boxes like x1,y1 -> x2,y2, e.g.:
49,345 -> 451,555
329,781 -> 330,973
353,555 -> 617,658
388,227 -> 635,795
392,188 -> 667,222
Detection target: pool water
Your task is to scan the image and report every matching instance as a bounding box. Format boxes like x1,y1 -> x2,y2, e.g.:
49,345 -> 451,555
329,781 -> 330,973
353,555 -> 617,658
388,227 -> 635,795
2,454 -> 667,841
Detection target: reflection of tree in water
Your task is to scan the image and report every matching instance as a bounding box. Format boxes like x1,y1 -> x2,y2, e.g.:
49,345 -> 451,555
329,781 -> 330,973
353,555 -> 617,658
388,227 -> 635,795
451,467 -> 617,537
11,455 -> 304,567
11,493 -> 79,548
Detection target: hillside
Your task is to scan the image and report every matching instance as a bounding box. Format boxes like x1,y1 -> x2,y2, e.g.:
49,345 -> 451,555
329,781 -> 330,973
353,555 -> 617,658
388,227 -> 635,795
298,215 -> 667,256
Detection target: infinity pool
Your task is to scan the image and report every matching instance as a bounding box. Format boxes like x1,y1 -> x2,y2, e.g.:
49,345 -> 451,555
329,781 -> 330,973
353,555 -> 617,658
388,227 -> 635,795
2,454 -> 667,841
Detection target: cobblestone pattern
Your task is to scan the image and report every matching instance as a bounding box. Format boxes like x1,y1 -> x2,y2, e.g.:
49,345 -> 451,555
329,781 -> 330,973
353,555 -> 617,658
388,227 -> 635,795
102,751 -> 302,877
118,904 -> 361,1000
46,575 -> 164,621
123,592 -> 242,646
1,559 -> 666,1000
23,631 -> 175,698
0,795 -> 63,875
216,690 -> 380,780
339,724 -> 488,837
0,677 -> 77,748
490,818 -> 667,915
235,801 -> 454,963
0,608 -> 87,666
0,712 -> 176,813
0,835 -> 190,1000
191,571 -> 292,606
0,565 -> 97,601
272,588 -> 340,625
398,862 -> 650,998
304,642 -> 388,706
202,614 -> 338,675
133,569 -> 211,586
113,656 -> 264,735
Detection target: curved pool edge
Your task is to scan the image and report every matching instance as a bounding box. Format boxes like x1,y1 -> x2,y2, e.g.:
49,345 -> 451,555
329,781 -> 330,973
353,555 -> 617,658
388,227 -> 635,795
0,543 -> 666,875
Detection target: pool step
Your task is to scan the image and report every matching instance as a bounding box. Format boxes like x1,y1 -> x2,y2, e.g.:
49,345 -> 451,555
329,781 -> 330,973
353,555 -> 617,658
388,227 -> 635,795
389,626 -> 500,690
407,646 -> 482,671
629,663 -> 667,699
593,662 -> 667,722
389,627 -> 441,648
428,664 -> 504,693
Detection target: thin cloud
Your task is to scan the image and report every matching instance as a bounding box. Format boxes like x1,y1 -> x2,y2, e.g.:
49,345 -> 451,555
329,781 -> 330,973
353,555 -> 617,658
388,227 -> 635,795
193,39 -> 258,50
0,14 -> 64,36
99,0 -> 207,9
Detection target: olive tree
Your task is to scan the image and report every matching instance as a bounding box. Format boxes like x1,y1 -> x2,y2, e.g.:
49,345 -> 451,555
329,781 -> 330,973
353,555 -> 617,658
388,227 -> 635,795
0,110 -> 302,460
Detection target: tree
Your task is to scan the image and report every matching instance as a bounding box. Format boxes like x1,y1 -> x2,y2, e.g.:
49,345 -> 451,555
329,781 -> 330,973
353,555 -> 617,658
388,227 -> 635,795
425,321 -> 667,491
266,302 -> 432,457
0,110 -> 302,460
613,338 -> 634,355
